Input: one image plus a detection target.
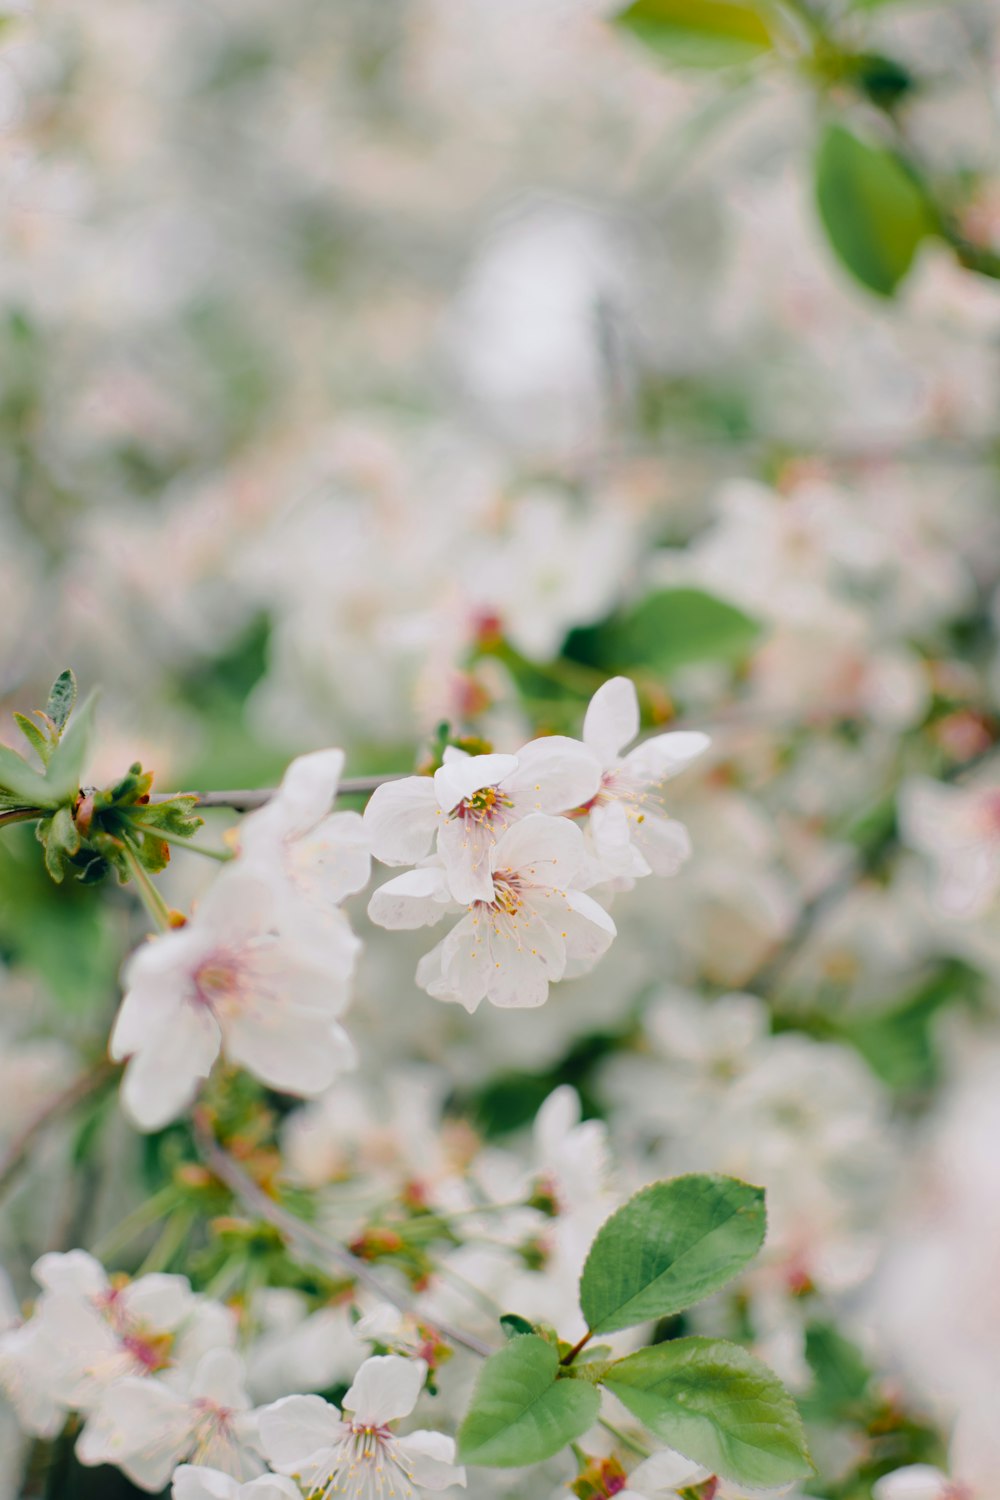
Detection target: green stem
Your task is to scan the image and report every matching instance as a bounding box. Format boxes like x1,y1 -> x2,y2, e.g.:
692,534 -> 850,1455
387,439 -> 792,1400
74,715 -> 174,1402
91,1185 -> 183,1261
153,827 -> 233,862
561,1329 -> 594,1367
136,1205 -> 195,1275
123,845 -> 175,932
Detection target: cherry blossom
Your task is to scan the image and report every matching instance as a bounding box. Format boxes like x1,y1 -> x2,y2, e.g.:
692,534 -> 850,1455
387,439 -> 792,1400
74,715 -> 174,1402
110,865 -> 358,1130
369,814 -> 615,1010
364,738 -> 601,902
900,773 -> 1000,919
238,747 -> 371,966
172,1468 -> 301,1500
76,1347 -> 262,1492
579,677 -> 709,884
259,1353 -> 465,1499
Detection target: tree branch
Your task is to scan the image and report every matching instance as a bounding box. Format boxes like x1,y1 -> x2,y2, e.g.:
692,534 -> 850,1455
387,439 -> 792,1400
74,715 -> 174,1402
193,1117 -> 493,1359
0,1061 -> 116,1200
154,773 -> 406,812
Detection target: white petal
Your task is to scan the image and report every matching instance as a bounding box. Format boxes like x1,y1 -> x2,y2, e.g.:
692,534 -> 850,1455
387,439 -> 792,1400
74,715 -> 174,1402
299,809 -> 372,902
871,1468 -> 950,1500
363,776 -> 440,865
583,677 -> 639,763
119,1005 -> 222,1132
588,799 -> 651,882
434,753 -> 518,813
32,1250 -> 106,1297
273,749 -> 345,836
416,927 -> 488,1013
75,1377 -> 189,1488
343,1355 -> 426,1425
624,731 -> 710,786
559,888 -> 616,975
627,1449 -> 710,1493
195,867 -> 278,946
438,816 -> 498,904
398,1430 -> 466,1490
121,1274 -> 195,1332
635,813 -> 692,877
192,1348 -> 251,1410
484,941 -> 553,1009
491,812 -> 586,889
505,737 -> 601,814
172,1467 -> 241,1500
368,866 -> 453,930
224,1005 -> 355,1096
258,1393 -> 342,1473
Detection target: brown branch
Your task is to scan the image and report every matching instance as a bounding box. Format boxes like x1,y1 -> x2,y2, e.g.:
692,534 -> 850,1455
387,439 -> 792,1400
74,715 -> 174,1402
193,1118 -> 493,1359
154,773 -> 406,812
0,1061 -> 117,1200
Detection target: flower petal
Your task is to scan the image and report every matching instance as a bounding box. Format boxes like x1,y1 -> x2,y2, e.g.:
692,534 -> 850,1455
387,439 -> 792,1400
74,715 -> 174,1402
363,776 -> 440,865
398,1430 -> 466,1490
368,866 -> 453,930
624,730 -> 710,787
505,736 -> 601,814
343,1354 -> 426,1425
434,753 -> 518,813
583,676 -> 639,763
258,1393 -> 343,1473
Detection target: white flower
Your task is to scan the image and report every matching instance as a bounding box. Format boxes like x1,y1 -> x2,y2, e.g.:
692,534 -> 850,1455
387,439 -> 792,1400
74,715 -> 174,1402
899,773 -> 1000,919
369,815 -> 616,1011
259,1353 -> 465,1499
622,1448 -> 712,1497
110,866 -> 358,1132
0,1250 -> 232,1424
76,1347 -> 262,1492
172,1467 -> 300,1500
580,677 -> 708,884
238,748 -> 371,966
364,738 -> 600,902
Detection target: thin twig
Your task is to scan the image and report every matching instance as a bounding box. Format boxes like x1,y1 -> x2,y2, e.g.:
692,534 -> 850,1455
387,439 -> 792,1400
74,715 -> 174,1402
193,1118 -> 493,1360
0,1061 -> 116,1200
154,774 -> 407,813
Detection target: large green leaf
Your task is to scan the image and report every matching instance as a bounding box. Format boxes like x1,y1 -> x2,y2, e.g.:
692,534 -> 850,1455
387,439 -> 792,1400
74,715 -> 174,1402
567,588 -> 761,677
815,123 -> 932,296
580,1176 -> 766,1335
457,1334 -> 600,1468
614,0 -> 775,67
604,1338 -> 813,1488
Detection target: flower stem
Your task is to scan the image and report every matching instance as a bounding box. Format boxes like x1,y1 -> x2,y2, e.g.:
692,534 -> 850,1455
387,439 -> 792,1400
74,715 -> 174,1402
123,845 -> 175,932
154,827 -> 233,862
599,1417 -> 651,1459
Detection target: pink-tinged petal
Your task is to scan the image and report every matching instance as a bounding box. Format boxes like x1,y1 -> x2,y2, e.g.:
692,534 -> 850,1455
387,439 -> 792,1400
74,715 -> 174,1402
368,866 -> 453,930
635,813 -> 692,877
272,749 -> 345,836
172,1466 -> 241,1500
258,1393 -> 343,1472
434,753 -> 518,813
398,1430 -> 466,1490
191,1348 -> 251,1410
623,730 -> 710,787
118,1005 -> 222,1132
343,1354 -> 426,1425
505,736 -> 601,814
363,777 -> 440,865
871,1467 -> 950,1500
438,817 -> 497,904
583,677 -> 639,763
491,812 -> 586,889
223,1006 -> 356,1097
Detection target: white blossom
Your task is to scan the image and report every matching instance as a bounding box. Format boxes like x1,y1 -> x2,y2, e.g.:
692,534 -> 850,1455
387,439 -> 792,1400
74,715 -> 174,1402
369,814 -> 615,1010
259,1354 -> 465,1499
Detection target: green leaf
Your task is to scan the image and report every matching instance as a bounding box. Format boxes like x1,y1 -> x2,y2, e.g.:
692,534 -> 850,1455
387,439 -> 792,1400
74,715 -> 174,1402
0,743 -> 58,808
46,669 -> 77,732
800,1322 -> 872,1424
614,0 -> 775,67
44,690 -> 99,805
567,588 -> 761,678
14,712 -> 53,767
815,123 -> 932,296
604,1337 -> 813,1488
457,1334 -> 600,1468
500,1314 -> 537,1340
579,1176 -> 766,1336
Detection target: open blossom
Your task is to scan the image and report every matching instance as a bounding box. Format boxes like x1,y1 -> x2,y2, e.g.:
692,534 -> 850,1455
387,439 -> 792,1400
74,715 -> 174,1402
238,747 -> 371,966
579,677 -> 708,884
259,1354 -> 465,1499
76,1347 -> 262,1492
110,865 -> 358,1131
364,739 -> 600,902
873,1410 -> 1000,1500
369,814 -> 615,1010
899,773 -> 1000,919
172,1468 -> 300,1500
0,1251 -> 233,1433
